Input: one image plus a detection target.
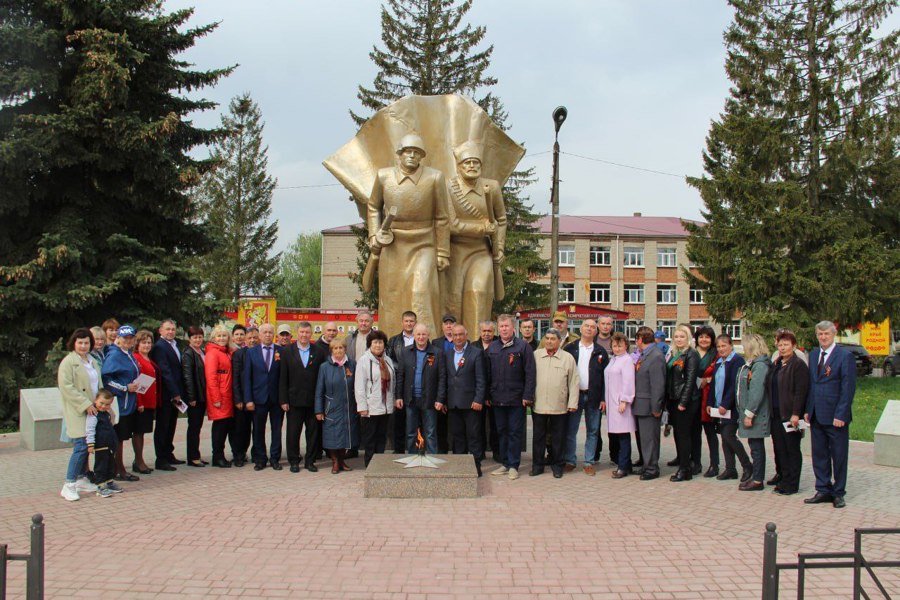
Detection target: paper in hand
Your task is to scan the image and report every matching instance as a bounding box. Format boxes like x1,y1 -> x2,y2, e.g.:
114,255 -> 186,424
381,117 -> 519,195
133,373 -> 155,395
707,406 -> 731,419
174,398 -> 188,414
783,420 -> 809,432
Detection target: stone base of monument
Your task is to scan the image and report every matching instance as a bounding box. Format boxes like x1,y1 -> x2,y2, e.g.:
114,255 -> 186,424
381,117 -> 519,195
364,454 -> 478,498
20,388 -> 69,451
874,399 -> 900,468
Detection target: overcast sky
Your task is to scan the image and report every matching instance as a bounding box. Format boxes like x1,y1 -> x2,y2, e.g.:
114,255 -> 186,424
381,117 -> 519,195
164,1 -> 738,253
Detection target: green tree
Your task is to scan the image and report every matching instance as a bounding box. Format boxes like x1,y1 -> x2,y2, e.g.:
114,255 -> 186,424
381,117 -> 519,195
686,0 -> 899,340
275,232 -> 322,308
0,1 -> 231,424
350,0 -> 548,312
196,93 -> 279,303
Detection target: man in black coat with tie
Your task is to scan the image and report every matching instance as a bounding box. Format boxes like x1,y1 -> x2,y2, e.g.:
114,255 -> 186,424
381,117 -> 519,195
150,319 -> 185,470
443,323 -> 486,476
279,322 -> 326,473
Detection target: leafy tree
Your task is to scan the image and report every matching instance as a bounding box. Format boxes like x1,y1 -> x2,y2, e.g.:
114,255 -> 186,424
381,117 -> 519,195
195,92 -> 279,303
0,1 -> 231,424
686,0 -> 899,340
275,232 -> 322,308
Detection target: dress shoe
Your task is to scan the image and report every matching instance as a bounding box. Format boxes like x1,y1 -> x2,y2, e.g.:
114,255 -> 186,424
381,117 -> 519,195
270,461 -> 283,471
200,460 -> 209,465
214,459 -> 232,468
833,496 -> 846,509
305,464 -> 318,473
155,462 -> 176,472
704,465 -> 719,478
552,470 -> 563,479
804,492 -> 834,504
289,464 -> 301,473
640,471 -> 659,481
773,487 -> 796,496
631,460 -> 644,469
563,463 -> 575,473
666,457 -> 680,467
340,462 -> 353,472
611,469 -> 629,479
766,473 -> 783,486
253,463 -> 266,471
529,468 -> 544,477
740,480 -> 764,491
716,469 -> 738,481
233,459 -> 245,468
132,462 -> 153,475
740,470 -> 752,483
345,449 -> 359,459
114,473 -> 140,482
187,461 -> 205,468
692,462 -> 703,476
670,471 -> 692,482
169,458 -> 186,465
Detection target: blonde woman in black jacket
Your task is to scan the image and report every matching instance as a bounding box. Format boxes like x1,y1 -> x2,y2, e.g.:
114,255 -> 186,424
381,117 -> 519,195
666,324 -> 700,481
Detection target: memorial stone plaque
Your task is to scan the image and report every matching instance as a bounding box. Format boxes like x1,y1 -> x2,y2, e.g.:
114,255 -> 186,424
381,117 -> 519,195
19,387 -> 69,451
874,399 -> 900,468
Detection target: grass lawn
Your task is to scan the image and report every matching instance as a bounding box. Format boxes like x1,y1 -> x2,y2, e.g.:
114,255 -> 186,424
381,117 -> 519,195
851,377 -> 900,442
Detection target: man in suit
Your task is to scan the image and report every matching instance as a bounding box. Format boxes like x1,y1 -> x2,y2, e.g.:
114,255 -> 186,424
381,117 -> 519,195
433,314 -> 457,453
804,321 -> 856,509
244,323 -> 283,471
395,323 -> 446,454
279,321 -> 326,473
443,323 -> 486,475
387,311 -> 417,453
563,319 -> 608,476
632,326 -> 666,480
595,314 -> 615,464
150,319 -> 185,471
230,325 -> 254,467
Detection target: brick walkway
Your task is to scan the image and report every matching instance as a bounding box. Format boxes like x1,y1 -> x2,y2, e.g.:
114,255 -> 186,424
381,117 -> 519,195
1,422 -> 898,599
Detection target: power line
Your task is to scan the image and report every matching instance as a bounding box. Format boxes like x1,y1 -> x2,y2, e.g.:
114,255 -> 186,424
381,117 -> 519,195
560,151 -> 686,178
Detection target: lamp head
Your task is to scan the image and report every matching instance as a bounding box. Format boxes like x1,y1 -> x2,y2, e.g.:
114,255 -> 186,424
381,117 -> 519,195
552,106 -> 568,133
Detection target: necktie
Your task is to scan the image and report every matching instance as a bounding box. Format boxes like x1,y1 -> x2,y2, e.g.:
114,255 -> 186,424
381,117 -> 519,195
264,346 -> 271,371
818,349 -> 825,375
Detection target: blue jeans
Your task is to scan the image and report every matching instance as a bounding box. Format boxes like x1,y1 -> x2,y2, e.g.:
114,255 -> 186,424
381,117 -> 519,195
493,405 -> 525,469
564,391 -> 601,466
405,404 -> 438,454
612,433 -> 632,472
66,437 -> 88,482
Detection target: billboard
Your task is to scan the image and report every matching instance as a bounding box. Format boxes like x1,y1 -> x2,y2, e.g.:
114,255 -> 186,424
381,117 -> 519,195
860,319 -> 891,356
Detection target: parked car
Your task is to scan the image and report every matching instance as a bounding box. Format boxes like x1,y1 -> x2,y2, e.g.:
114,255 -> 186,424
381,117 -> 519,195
883,352 -> 900,377
836,343 -> 873,377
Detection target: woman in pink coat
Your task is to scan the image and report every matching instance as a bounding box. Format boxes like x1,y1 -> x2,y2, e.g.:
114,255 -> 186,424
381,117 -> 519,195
605,332 -> 636,478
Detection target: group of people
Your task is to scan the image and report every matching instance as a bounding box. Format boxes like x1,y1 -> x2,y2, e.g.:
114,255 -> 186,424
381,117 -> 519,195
56,311 -> 856,509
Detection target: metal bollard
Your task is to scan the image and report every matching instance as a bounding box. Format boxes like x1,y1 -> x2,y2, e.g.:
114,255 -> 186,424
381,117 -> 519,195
26,515 -> 43,600
762,522 -> 778,600
1,543 -> 7,600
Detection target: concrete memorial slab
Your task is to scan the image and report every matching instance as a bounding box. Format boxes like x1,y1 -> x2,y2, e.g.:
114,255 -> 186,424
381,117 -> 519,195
19,387 -> 68,451
364,453 -> 478,498
874,399 -> 900,467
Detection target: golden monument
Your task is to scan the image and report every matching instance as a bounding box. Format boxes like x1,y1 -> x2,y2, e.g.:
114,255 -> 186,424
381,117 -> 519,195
324,94 -> 525,338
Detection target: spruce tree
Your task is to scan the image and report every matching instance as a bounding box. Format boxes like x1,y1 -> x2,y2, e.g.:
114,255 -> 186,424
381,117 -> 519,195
196,93 -> 279,304
350,0 -> 548,312
0,1 -> 231,422
686,0 -> 899,339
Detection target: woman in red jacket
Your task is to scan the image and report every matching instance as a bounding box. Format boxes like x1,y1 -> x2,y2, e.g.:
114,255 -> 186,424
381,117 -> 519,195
133,329 -> 160,475
205,325 -> 235,468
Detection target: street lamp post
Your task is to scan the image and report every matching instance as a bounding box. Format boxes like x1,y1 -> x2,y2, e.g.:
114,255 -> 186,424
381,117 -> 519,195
549,106 -> 568,316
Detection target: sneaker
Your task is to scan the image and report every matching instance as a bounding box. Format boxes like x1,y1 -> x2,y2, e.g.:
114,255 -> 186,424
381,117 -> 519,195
491,466 -> 509,476
96,485 -> 114,498
507,467 -> 519,480
583,465 -> 596,476
75,476 -> 97,493
106,481 -> 125,494
60,482 -> 80,502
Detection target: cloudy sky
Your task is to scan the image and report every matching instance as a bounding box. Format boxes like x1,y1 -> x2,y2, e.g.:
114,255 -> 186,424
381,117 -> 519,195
165,1 -> 738,253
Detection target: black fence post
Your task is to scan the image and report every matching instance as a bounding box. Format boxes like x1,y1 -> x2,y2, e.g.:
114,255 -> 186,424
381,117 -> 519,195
852,528 -> 861,600
1,543 -> 7,600
26,514 -> 43,600
762,522 -> 779,600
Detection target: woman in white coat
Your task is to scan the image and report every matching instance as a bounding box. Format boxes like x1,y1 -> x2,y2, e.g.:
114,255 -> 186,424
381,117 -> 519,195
354,329 -> 396,467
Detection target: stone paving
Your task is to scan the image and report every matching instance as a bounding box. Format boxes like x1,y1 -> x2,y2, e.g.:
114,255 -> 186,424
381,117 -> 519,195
1,421 -> 898,599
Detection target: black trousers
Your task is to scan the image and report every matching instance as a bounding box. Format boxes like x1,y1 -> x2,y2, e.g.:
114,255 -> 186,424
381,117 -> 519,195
153,398 -> 179,463
481,405 -> 501,457
532,413 -> 567,472
285,406 -> 319,467
449,408 -> 483,465
392,407 -> 407,453
702,421 -> 720,467
232,407 -> 253,460
186,403 -> 205,462
360,414 -> 389,467
771,417 -> 802,492
690,411 -> 703,467
672,403 -> 699,473
211,417 -> 234,461
720,421 -> 751,472
93,446 -> 116,485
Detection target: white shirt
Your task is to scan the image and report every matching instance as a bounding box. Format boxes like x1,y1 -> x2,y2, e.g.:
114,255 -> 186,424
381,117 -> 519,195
167,338 -> 180,361
402,333 -> 414,347
577,341 -> 593,391
82,357 -> 100,397
355,331 -> 369,361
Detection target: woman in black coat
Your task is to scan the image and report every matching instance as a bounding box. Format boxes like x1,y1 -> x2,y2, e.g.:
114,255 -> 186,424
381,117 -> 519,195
666,324 -> 700,482
181,326 -> 207,467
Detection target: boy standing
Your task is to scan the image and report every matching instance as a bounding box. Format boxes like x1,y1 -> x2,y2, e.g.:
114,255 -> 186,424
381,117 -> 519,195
86,390 -> 125,497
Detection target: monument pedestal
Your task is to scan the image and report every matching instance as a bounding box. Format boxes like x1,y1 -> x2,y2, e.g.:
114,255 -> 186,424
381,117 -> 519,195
364,454 -> 478,498
19,388 -> 68,451
874,400 -> 900,468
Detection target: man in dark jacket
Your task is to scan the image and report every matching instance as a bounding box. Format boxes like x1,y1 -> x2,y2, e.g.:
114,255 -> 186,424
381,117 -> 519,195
244,323 -> 283,471
563,319 -> 608,475
444,323 -> 486,475
387,311 -> 417,453
150,319 -> 185,471
395,323 -> 446,454
632,326 -> 666,480
432,314 -> 457,453
485,314 -> 536,480
231,325 -> 256,467
280,322 -> 327,473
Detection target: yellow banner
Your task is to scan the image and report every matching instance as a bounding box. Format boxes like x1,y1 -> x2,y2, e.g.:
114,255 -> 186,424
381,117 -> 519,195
861,320 -> 891,356
237,298 -> 277,329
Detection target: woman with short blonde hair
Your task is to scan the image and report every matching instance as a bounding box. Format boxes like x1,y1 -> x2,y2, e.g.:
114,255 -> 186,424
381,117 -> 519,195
736,333 -> 772,491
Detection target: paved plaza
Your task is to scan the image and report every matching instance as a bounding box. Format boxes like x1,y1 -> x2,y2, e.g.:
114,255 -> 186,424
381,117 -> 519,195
1,422 -> 898,599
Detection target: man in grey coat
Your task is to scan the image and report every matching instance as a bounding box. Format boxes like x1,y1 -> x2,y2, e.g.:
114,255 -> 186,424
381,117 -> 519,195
632,326 -> 666,480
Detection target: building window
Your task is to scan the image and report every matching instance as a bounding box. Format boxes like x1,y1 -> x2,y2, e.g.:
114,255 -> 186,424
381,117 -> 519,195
624,320 -> 642,339
623,284 -> 644,304
657,321 -> 676,341
690,321 -> 708,333
690,288 -> 705,304
589,245 -> 610,266
657,284 -> 677,304
657,247 -> 677,267
589,283 -> 610,304
559,283 -> 575,302
723,321 -> 743,340
559,244 -> 575,267
623,246 -> 644,267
